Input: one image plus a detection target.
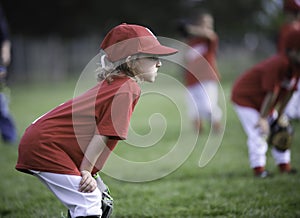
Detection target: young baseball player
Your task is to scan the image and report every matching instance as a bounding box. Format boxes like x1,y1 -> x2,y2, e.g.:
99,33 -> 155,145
183,10 -> 222,133
231,25 -> 300,178
15,23 -> 177,217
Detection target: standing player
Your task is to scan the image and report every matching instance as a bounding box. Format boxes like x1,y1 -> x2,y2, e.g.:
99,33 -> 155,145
231,25 -> 300,178
183,10 -> 222,133
0,4 -> 17,144
15,23 -> 177,217
279,0 -> 300,119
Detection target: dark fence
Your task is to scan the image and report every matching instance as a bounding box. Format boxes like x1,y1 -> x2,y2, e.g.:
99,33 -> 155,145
7,34 -> 275,84
9,35 -> 102,82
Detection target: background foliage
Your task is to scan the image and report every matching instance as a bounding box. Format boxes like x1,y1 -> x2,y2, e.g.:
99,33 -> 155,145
0,0 -> 285,83
1,0 -> 283,40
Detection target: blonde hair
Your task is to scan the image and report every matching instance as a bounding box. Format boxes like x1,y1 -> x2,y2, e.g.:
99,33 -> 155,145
96,53 -> 136,83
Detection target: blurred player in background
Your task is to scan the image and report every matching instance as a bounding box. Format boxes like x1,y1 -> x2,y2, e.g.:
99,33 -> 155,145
280,0 -> 300,120
16,23 -> 177,218
0,4 -> 17,144
181,10 -> 222,134
231,25 -> 300,178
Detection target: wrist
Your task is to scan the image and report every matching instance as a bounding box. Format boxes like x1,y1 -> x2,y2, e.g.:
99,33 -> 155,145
80,169 -> 91,174
259,116 -> 267,121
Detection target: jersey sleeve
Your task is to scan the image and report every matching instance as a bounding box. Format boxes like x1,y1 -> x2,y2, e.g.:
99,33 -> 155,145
96,92 -> 139,140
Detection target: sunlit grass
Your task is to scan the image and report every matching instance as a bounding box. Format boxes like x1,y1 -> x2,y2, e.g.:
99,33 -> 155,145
1,76 -> 300,217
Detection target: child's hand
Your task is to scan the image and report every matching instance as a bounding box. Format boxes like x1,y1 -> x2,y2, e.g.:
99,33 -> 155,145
255,117 -> 270,137
79,170 -> 97,193
204,28 -> 217,41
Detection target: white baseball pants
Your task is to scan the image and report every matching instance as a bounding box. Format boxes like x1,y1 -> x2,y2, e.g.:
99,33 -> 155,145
233,104 -> 291,168
186,81 -> 222,123
285,82 -> 300,119
30,171 -> 103,217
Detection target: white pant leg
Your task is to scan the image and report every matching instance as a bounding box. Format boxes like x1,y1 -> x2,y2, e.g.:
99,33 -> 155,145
271,147 -> 291,165
233,105 -> 268,168
32,171 -> 102,218
201,81 -> 222,122
186,81 -> 222,122
186,84 -> 200,121
285,89 -> 300,119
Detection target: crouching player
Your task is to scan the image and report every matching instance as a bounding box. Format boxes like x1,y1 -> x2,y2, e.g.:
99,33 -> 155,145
15,23 -> 177,217
231,24 -> 300,178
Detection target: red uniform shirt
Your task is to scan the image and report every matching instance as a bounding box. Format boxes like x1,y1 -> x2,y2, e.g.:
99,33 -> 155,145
184,36 -> 220,87
231,54 -> 299,112
16,76 -> 140,176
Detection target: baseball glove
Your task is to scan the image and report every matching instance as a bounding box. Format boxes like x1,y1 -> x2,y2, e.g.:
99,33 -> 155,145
101,189 -> 114,218
268,118 -> 294,152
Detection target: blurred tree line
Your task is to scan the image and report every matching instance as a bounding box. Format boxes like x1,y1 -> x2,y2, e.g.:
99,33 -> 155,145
1,0 -> 283,41
0,0 -> 284,82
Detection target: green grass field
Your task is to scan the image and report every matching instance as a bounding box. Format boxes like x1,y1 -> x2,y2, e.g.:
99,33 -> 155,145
1,72 -> 300,218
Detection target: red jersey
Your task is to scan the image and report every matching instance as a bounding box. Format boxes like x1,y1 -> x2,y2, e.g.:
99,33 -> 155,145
231,54 -> 300,112
184,36 -> 220,86
16,76 -> 140,176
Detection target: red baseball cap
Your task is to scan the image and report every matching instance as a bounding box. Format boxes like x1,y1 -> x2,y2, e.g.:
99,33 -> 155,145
284,0 -> 300,13
100,23 -> 178,62
284,23 -> 300,50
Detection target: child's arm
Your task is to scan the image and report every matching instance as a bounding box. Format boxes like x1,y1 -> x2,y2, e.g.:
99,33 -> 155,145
186,24 -> 217,41
277,90 -> 293,118
256,91 -> 277,136
79,134 -> 108,193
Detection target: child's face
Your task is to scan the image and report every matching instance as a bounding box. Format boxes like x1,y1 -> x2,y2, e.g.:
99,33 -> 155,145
134,57 -> 162,82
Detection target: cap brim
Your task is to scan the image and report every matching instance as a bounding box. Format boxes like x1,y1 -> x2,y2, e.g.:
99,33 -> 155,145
142,45 -> 178,56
